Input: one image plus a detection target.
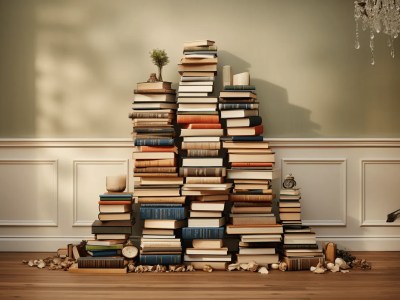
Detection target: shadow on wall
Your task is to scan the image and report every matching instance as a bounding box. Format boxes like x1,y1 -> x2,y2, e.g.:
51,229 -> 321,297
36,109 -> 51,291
218,50 -> 321,137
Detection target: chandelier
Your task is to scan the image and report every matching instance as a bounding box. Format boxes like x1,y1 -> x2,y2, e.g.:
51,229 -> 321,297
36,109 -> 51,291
354,0 -> 400,65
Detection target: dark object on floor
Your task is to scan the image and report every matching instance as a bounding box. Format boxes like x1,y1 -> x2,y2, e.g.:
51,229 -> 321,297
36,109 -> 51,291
336,249 -> 356,266
386,208 -> 400,222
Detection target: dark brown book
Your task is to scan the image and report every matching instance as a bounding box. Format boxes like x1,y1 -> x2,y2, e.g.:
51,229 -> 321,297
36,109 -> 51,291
91,220 -> 132,234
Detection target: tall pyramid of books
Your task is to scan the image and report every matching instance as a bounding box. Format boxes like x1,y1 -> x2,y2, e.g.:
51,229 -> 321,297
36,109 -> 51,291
279,176 -> 324,271
221,67 -> 283,266
130,81 -> 186,265
177,40 -> 232,270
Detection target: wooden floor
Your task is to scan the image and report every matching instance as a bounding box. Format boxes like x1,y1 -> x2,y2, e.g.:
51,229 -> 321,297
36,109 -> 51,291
0,252 -> 399,300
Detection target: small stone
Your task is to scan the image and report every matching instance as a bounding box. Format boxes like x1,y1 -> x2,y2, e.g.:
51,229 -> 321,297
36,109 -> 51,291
270,263 -> 279,270
258,267 -> 269,274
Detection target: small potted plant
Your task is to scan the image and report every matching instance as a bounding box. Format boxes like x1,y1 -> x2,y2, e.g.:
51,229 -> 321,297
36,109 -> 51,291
149,49 -> 169,82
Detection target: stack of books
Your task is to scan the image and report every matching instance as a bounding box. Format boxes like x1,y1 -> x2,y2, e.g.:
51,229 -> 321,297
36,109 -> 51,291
90,192 -> 133,249
177,40 -> 232,269
279,188 -> 302,225
221,69 -> 282,266
130,81 -> 186,265
75,192 -> 134,273
139,205 -> 186,265
184,239 -> 230,270
280,187 -> 324,270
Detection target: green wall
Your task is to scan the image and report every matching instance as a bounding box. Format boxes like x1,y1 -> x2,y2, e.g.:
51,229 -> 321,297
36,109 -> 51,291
1,0 -> 399,138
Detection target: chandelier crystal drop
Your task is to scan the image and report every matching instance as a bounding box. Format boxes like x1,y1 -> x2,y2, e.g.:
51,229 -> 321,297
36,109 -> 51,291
354,0 -> 400,65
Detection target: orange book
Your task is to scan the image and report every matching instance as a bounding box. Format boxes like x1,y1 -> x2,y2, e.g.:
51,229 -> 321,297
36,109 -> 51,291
183,123 -> 222,129
177,115 -> 219,124
139,146 -> 177,152
231,162 -> 274,167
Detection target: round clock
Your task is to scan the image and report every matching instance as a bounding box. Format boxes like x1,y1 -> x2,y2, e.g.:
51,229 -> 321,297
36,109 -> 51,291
122,241 -> 138,259
282,173 -> 296,189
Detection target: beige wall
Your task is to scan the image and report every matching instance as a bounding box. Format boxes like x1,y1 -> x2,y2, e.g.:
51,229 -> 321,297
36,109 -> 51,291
1,0 -> 399,138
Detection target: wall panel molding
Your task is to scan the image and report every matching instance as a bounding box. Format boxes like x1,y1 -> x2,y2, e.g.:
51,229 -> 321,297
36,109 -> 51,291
0,160 -> 58,226
73,159 -> 129,227
281,158 -> 347,226
361,159 -> 400,227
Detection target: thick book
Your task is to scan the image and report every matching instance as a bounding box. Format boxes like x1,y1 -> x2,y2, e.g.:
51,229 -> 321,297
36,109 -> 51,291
229,153 -> 274,163
183,254 -> 231,262
188,217 -> 225,228
133,93 -> 176,103
226,116 -> 262,128
87,249 -> 120,257
144,219 -> 186,229
137,196 -> 186,204
186,248 -> 228,255
219,91 -> 256,98
139,207 -> 187,220
227,125 -> 263,137
283,256 -> 325,271
77,257 -> 125,269
134,188 -> 181,197
180,129 -> 223,137
137,81 -> 172,90
227,169 -> 277,180
177,64 -> 217,73
182,157 -> 223,167
219,103 -> 259,110
177,114 -> 220,124
91,220 -> 132,234
220,109 -> 258,119
182,227 -> 224,239
179,167 -> 226,177
183,40 -> 215,47
192,239 -> 223,249
134,138 -> 175,146
139,254 -> 182,265
191,201 -> 225,211
178,85 -> 213,93
229,194 -> 274,202
85,244 -> 123,251
99,204 -> 131,213
226,224 -> 283,235
98,212 -> 131,221
224,85 -> 256,91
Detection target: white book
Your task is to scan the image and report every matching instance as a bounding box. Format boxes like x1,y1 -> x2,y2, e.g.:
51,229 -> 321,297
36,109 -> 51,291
180,81 -> 214,86
178,85 -> 213,92
183,136 -> 220,142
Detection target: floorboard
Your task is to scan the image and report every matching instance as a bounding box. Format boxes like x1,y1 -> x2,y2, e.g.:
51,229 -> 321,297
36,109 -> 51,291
0,252 -> 399,299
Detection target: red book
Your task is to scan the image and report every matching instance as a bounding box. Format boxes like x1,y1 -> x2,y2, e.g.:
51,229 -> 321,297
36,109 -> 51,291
139,146 -> 177,152
183,123 -> 222,129
177,115 -> 219,124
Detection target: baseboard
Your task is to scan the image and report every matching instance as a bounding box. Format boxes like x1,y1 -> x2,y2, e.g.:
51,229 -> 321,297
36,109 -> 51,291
317,236 -> 400,251
0,237 -> 92,252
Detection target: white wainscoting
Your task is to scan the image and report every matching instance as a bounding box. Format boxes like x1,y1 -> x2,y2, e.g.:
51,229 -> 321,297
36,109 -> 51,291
0,138 -> 399,251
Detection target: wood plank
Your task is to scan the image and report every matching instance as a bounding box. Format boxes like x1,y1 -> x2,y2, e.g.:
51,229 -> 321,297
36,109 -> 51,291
0,252 -> 399,299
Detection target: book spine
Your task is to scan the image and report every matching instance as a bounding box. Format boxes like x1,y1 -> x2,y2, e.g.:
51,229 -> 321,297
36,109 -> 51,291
185,123 -> 222,129
129,112 -> 171,118
231,136 -> 264,142
77,257 -> 124,268
91,227 -> 132,235
85,245 -> 122,251
223,85 -> 256,90
134,139 -> 174,146
179,167 -> 226,177
231,162 -> 273,167
134,128 -> 175,134
181,142 -> 221,150
134,167 -> 177,173
139,207 -> 187,220
284,256 -> 325,271
229,194 -> 274,202
187,149 -> 219,157
134,159 -> 176,168
182,227 -> 224,239
219,103 -> 257,110
139,254 -> 182,265
177,115 -> 219,124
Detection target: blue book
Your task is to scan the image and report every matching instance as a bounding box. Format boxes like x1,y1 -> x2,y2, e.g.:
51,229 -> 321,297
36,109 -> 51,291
231,136 -> 264,142
139,254 -> 181,265
134,138 -> 174,146
140,207 -> 187,220
182,227 -> 224,239
219,103 -> 258,110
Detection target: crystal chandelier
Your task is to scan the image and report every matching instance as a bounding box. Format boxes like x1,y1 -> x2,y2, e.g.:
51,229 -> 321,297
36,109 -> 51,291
354,0 -> 400,65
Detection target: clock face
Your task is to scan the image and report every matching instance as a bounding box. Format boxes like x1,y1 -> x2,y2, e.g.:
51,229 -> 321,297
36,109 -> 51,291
122,245 -> 138,259
283,178 -> 296,189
